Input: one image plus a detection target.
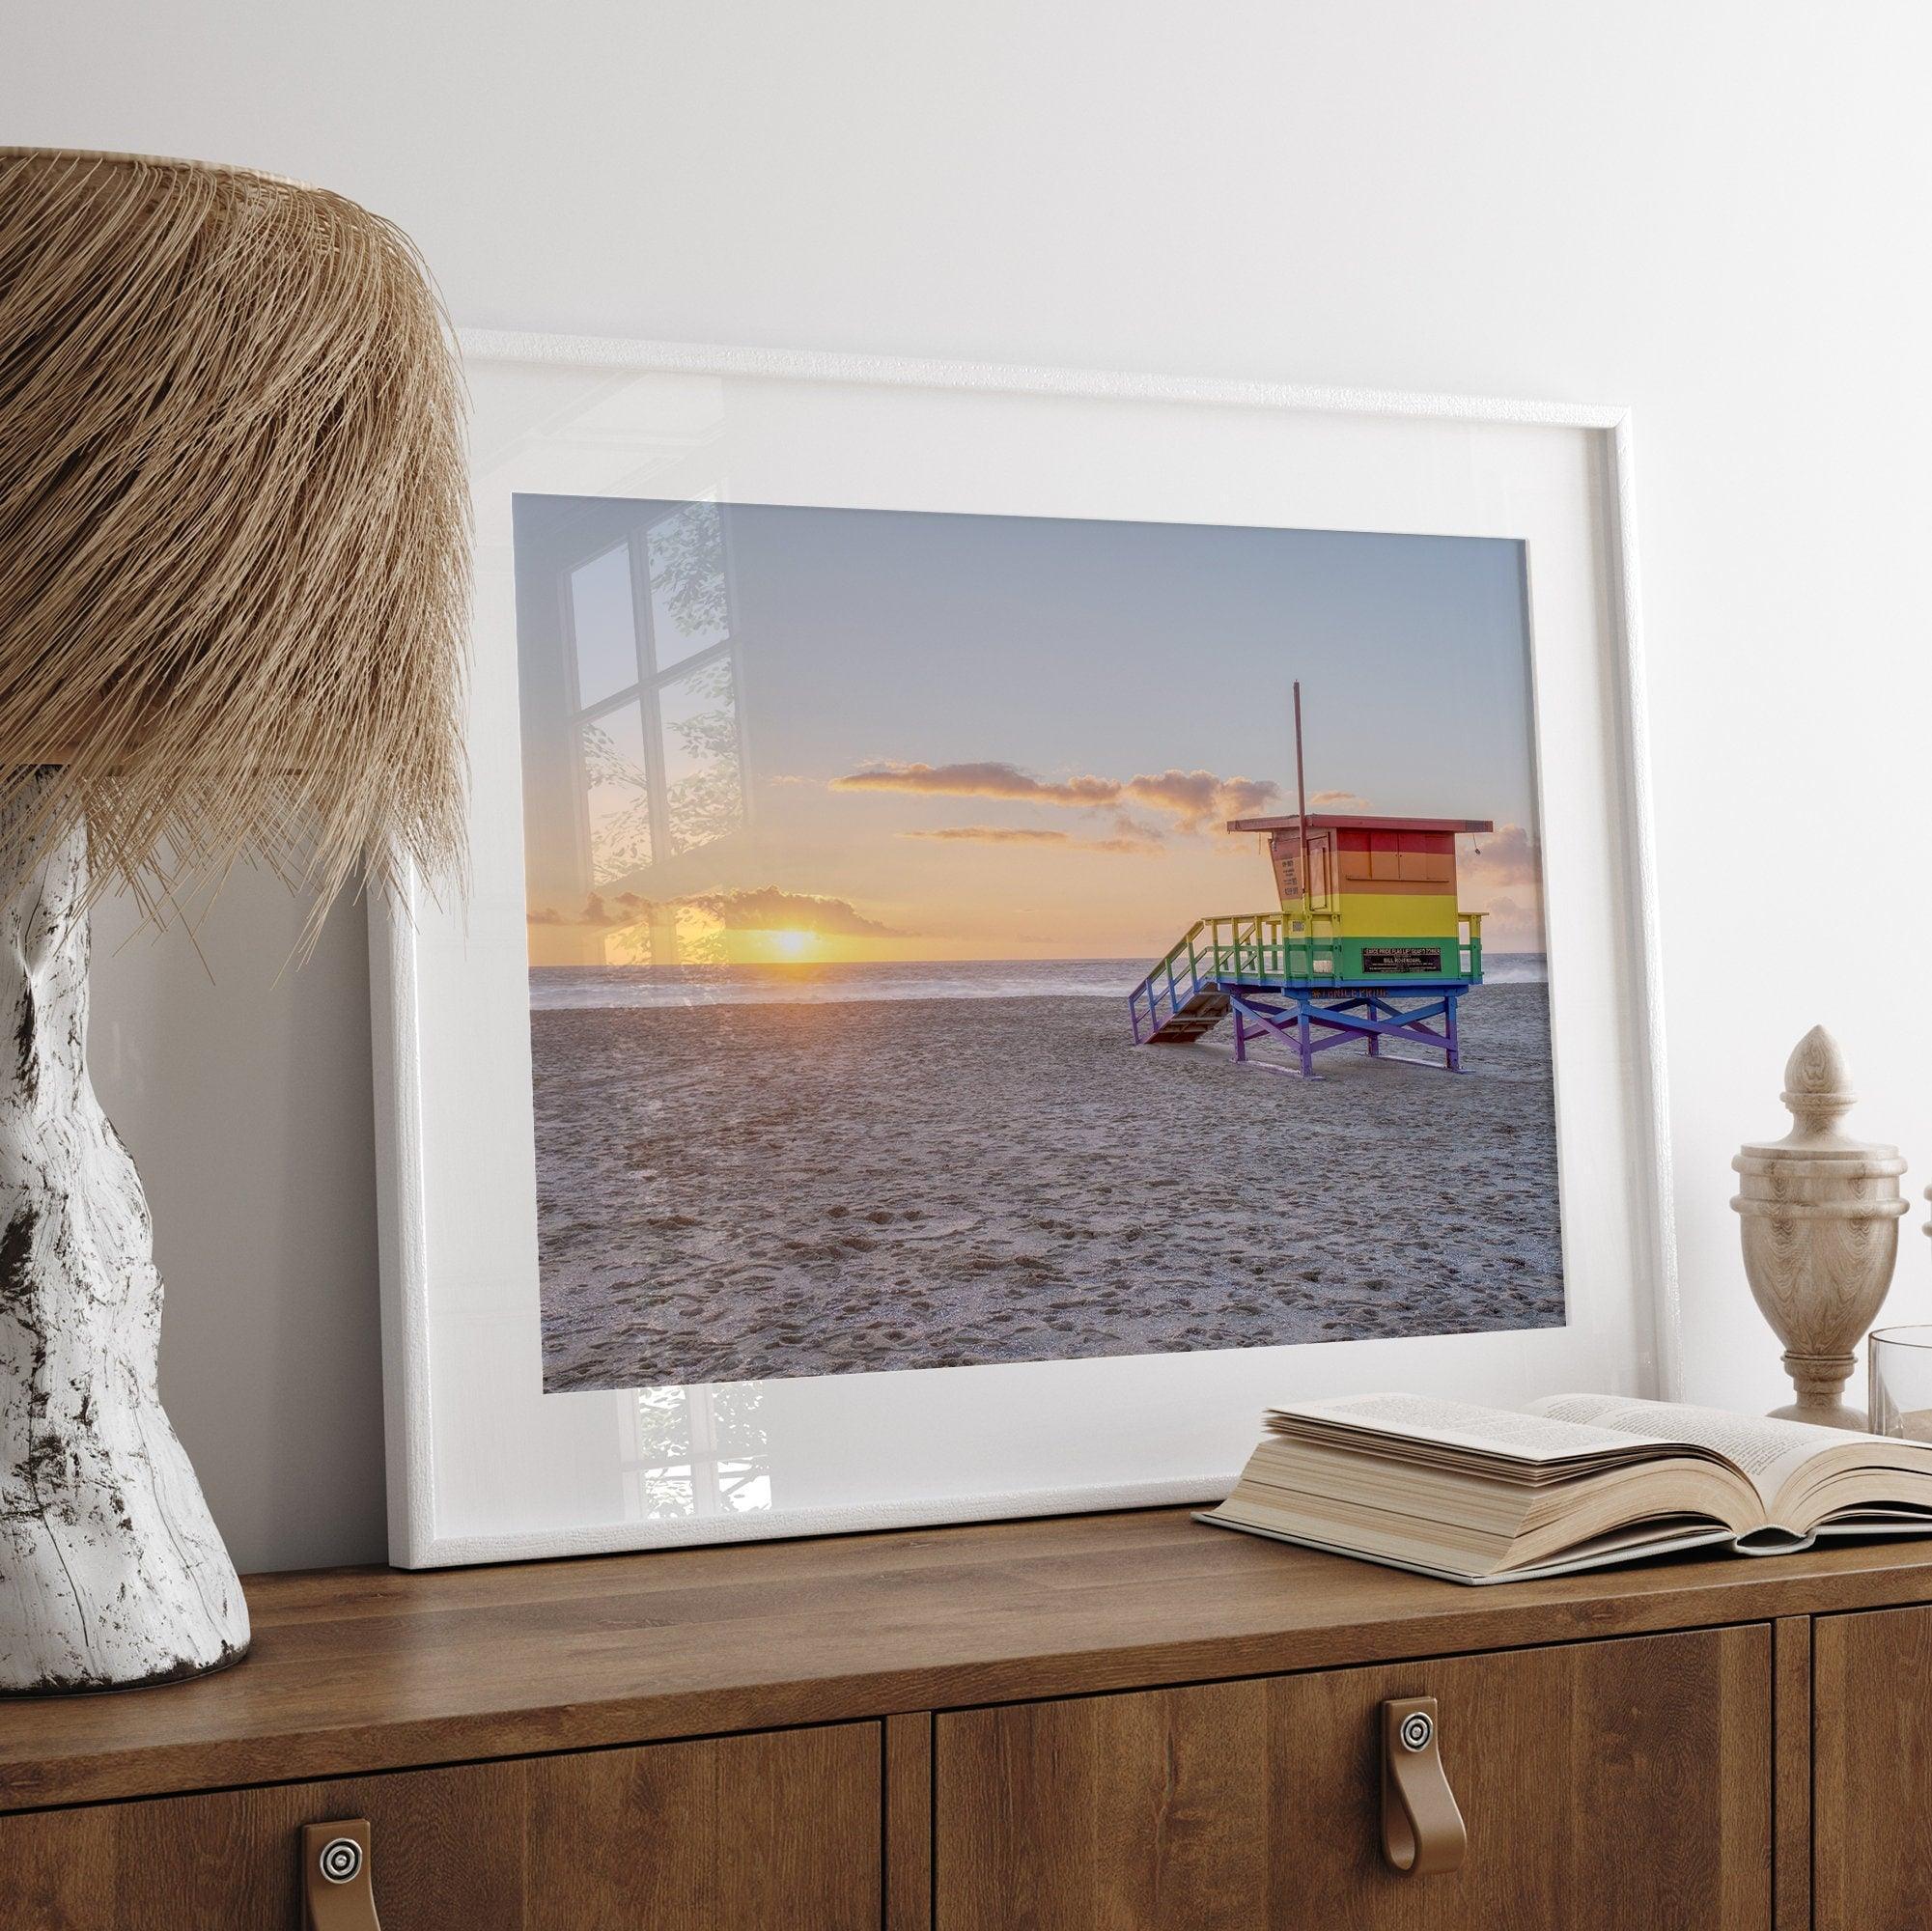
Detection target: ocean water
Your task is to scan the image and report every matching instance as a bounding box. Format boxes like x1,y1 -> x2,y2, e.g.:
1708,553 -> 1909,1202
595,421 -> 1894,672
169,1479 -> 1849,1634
530,951 -> 1549,1011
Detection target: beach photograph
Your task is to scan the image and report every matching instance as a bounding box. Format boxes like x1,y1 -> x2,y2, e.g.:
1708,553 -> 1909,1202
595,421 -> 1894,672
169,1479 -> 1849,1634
514,494 -> 1563,1392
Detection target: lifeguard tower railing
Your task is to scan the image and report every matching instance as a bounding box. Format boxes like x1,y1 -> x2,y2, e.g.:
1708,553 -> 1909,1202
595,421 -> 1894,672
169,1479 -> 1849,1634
1127,910 -> 1485,1073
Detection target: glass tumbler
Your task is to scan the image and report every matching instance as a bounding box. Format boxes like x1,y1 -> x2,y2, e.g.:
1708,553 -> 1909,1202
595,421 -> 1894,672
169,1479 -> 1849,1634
1867,1326 -> 1932,1440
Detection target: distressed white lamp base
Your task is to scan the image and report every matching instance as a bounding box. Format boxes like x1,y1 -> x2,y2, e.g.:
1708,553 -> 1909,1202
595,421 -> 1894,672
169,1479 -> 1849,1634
0,806 -> 248,1693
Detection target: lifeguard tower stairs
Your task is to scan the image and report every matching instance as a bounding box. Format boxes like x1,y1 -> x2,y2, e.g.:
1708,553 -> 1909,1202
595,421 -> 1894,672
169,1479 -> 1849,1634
1129,811 -> 1493,1078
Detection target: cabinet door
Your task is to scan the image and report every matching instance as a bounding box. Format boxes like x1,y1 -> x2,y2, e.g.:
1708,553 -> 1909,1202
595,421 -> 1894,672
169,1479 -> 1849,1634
0,1721 -> 880,1930
1814,1603 -> 1932,1931
937,1626 -> 1771,1930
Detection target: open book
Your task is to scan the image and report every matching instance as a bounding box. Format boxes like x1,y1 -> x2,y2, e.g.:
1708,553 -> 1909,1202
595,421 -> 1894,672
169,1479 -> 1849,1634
1198,1392 -> 1932,1583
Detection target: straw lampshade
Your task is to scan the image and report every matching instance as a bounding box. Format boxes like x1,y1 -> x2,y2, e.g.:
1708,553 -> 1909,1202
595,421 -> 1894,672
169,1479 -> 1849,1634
0,150 -> 469,1692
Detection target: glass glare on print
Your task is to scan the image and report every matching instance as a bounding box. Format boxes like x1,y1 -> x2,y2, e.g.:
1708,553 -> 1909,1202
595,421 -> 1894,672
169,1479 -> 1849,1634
514,495 -> 1562,1394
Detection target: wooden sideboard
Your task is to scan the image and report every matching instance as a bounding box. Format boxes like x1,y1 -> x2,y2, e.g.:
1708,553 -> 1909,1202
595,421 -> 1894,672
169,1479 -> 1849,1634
5,1506 -> 1932,1928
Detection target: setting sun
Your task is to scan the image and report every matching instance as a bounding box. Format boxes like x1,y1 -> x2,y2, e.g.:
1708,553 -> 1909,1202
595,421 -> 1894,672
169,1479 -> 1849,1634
770,928 -> 814,959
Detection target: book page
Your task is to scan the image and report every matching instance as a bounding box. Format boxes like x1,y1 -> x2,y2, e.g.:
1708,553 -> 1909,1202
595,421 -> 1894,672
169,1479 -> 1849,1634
1199,1510 -> 1745,1586
1271,1392 -> 1667,1463
1528,1394 -> 1848,1507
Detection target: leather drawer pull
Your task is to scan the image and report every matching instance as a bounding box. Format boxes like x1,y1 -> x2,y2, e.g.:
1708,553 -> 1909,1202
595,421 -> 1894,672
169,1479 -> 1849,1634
1380,1697 -> 1467,1876
302,1820 -> 382,1930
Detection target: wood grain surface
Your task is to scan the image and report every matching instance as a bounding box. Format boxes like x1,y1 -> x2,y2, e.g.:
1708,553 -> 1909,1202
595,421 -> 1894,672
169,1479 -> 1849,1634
885,1710 -> 935,1931
4,1506 -> 1932,1813
1813,1602 -> 1932,1931
0,1722 -> 879,1930
1774,1615 -> 1812,1931
936,1624 -> 1772,1929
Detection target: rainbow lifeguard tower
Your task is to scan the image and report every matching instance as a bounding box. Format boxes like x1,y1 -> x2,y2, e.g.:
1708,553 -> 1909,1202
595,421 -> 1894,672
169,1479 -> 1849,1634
1128,689 -> 1492,1077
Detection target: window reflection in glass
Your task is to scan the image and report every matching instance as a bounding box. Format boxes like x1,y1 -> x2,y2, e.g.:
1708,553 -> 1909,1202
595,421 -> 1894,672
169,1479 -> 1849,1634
647,503 -> 730,671
549,502 -> 747,913
569,545 -> 640,709
624,1384 -> 770,1519
580,701 -> 652,884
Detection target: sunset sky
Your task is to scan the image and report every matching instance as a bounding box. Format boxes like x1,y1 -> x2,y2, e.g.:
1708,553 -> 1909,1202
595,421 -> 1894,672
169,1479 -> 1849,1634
521,501 -> 1548,964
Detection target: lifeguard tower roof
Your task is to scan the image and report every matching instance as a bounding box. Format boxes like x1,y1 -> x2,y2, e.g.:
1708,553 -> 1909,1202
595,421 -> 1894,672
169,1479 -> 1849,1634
1227,814 -> 1495,910
1225,813 -> 1494,835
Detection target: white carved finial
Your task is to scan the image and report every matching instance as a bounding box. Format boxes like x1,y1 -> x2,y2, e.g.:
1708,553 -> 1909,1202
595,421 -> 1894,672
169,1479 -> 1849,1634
1734,1022 -> 1907,1429
1778,1024 -> 1858,1149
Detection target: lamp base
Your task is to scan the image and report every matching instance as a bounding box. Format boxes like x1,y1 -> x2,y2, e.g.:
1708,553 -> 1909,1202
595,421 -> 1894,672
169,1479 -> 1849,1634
0,798 -> 249,1693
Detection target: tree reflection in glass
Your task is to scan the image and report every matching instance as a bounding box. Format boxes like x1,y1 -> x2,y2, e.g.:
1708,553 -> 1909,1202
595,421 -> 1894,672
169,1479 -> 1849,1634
660,658 -> 744,853
578,702 -> 653,884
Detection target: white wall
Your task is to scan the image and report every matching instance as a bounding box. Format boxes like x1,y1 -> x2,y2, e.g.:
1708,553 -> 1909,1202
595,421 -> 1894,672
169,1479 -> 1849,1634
10,1 -> 1931,1572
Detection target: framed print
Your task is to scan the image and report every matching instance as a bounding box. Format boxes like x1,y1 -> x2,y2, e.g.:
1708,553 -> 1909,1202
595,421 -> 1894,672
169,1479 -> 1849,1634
371,334 -> 1676,1567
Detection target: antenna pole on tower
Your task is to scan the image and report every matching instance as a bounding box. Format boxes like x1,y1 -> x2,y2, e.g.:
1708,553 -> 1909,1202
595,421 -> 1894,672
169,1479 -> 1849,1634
1293,680 -> 1311,912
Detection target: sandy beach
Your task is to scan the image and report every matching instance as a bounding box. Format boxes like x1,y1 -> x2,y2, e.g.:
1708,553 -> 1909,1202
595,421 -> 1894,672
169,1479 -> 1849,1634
533,976 -> 1564,1390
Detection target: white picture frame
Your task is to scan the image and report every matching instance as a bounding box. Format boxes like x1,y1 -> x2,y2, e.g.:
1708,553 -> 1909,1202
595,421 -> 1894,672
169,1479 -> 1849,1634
371,331 -> 1676,1568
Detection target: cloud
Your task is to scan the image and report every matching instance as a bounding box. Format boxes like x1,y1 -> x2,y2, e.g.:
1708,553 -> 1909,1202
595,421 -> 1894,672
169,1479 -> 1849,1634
1121,769 -> 1281,833
1096,814 -> 1165,852
1117,770 -> 1211,823
1459,823 -> 1539,888
902,825 -> 1073,845
1308,788 -> 1370,811
686,886 -> 900,935
1214,775 -> 1281,821
1470,889 -> 1546,952
901,820 -> 1161,854
832,761 -> 1118,806
528,891 -> 650,930
834,756 -> 1277,836
1456,826 -> 1545,950
528,885 -> 899,936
